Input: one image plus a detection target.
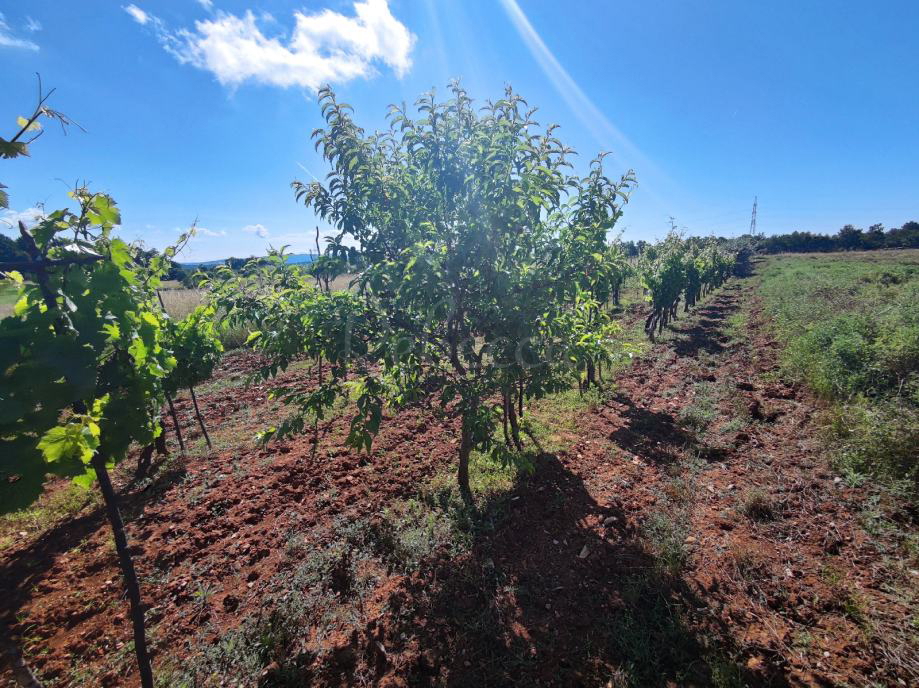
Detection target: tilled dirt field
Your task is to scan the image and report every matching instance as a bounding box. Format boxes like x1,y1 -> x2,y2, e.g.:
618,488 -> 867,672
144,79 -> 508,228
2,276 -> 917,687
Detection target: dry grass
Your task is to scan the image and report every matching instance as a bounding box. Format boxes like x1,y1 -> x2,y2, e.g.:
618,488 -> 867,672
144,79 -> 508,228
0,282 -> 18,319
158,288 -> 206,320
0,273 -> 356,345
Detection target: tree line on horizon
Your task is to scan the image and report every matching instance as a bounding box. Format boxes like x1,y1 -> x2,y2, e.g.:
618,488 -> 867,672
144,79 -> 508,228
3,219 -> 916,284
753,220 -> 919,254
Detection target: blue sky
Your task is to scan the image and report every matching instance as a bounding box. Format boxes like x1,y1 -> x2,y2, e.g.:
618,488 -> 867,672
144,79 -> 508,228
2,0 -> 917,261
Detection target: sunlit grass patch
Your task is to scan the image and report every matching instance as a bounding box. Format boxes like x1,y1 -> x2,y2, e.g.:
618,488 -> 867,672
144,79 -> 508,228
758,251 -> 919,493
0,482 -> 98,553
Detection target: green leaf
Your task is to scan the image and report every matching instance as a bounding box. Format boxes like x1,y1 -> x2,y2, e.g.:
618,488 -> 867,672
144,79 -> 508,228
16,116 -> 41,132
109,238 -> 131,269
13,295 -> 29,316
38,421 -> 99,465
91,195 -> 121,227
72,468 -> 97,489
101,323 -> 121,341
128,336 -> 148,364
0,138 -> 29,159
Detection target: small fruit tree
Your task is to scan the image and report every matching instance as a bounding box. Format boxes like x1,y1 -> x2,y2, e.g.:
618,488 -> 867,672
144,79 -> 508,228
162,305 -> 223,449
0,190 -> 174,688
225,83 -> 635,504
638,231 -> 737,338
639,230 -> 687,337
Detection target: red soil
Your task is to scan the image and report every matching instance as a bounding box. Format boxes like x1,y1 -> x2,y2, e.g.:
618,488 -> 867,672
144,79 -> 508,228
2,277 -> 916,687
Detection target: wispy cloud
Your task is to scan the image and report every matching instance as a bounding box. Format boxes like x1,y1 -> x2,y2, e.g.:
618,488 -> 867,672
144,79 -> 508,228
197,0 -> 214,11
1,206 -> 43,228
25,16 -> 41,33
197,226 -> 226,237
0,13 -> 39,50
243,223 -> 269,238
123,4 -> 150,26
126,0 -> 415,90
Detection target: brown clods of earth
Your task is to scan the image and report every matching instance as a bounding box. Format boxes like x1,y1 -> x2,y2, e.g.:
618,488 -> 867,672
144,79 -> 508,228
2,278 -> 916,687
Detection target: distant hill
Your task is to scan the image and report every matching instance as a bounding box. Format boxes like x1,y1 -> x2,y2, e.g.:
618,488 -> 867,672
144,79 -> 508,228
178,253 -> 317,269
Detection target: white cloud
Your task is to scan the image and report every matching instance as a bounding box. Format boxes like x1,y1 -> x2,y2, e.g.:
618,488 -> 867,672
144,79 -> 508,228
0,14 -> 39,50
25,16 -> 41,32
197,0 -> 214,10
197,226 -> 226,237
123,4 -> 150,25
243,223 -> 269,238
1,206 -> 43,228
133,0 -> 415,90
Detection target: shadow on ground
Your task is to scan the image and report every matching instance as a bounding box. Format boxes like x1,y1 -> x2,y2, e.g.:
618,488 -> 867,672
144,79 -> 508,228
323,454 -> 780,687
669,286 -> 742,358
0,456 -> 187,629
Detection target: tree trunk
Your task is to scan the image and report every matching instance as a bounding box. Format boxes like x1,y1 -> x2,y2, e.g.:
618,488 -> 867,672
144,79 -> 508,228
165,393 -> 185,452
517,377 -> 524,419
91,454 -> 154,688
154,420 -> 168,457
507,394 -> 523,451
188,386 -> 212,449
0,620 -> 43,688
136,419 -> 169,481
457,419 -> 474,507
501,396 -> 512,449
135,444 -> 153,481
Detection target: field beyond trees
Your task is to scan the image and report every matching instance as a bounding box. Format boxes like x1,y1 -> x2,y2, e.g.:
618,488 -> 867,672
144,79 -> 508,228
2,252 -> 917,687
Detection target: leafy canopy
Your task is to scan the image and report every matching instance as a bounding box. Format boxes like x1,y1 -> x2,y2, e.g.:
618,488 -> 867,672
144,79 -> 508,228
219,83 -> 636,486
0,190 -> 175,485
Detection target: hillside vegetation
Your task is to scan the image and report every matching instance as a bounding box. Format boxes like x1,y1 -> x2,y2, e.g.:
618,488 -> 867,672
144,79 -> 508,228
758,250 -> 919,491
2,82 -> 917,688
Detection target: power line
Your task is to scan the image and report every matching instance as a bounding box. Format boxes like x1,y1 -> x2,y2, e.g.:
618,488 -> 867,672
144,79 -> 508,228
749,196 -> 758,236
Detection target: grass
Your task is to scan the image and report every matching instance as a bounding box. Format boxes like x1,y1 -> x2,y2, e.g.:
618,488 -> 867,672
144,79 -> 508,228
737,489 -> 775,522
757,250 -> 919,493
0,482 -> 98,552
755,251 -> 919,679
0,280 -> 20,318
155,378 -> 599,685
0,280 -> 18,303
677,381 -> 718,434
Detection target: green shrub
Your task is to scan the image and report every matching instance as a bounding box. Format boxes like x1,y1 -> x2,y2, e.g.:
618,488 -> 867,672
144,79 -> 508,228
829,400 -> 919,488
759,252 -> 919,492
787,314 -> 876,398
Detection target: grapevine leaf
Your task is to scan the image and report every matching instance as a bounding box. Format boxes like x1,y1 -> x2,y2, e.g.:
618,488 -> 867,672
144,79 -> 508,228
13,295 -> 30,316
101,323 -> 121,341
72,469 -> 96,489
128,336 -> 148,364
38,422 -> 99,464
0,138 -> 29,159
16,116 -> 42,132
109,239 -> 131,269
